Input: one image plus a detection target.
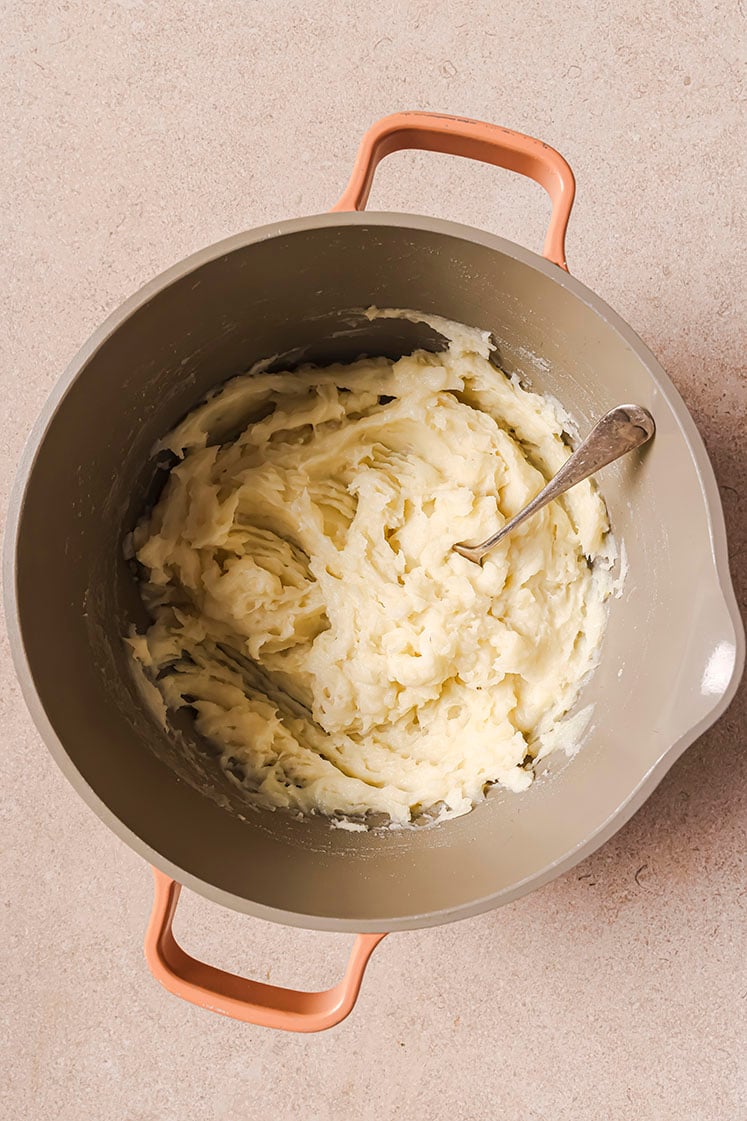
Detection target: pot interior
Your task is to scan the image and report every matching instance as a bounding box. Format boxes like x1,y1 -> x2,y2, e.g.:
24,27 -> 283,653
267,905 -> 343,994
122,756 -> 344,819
11,217 -> 738,929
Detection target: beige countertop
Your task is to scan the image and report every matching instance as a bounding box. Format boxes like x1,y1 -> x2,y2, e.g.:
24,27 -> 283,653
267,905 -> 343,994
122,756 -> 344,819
2,2 -> 745,1118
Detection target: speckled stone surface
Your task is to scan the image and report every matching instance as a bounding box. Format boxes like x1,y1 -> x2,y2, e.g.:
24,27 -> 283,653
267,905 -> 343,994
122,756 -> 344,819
1,3 -> 745,1119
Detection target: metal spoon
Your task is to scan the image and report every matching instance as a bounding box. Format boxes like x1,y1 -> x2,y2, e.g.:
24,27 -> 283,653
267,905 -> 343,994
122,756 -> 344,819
453,404 -> 655,565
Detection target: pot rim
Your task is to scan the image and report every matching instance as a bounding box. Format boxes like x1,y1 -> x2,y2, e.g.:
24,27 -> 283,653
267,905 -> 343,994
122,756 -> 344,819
4,210 -> 744,932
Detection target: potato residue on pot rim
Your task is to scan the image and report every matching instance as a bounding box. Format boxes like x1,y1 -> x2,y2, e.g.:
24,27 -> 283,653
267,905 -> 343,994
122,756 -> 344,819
126,309 -> 618,829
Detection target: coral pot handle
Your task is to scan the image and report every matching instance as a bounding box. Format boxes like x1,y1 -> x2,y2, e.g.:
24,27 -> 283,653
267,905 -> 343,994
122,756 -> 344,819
332,111 -> 575,271
144,869 -> 386,1032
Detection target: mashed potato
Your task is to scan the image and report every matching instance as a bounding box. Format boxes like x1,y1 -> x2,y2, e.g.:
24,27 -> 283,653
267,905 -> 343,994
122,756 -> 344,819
128,311 -> 615,827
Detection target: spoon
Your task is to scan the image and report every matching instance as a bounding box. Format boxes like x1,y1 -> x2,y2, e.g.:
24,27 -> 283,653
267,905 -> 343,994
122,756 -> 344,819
453,404 -> 655,565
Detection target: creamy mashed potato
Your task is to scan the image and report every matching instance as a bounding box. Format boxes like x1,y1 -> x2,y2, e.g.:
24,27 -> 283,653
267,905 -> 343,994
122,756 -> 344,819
128,311 -> 615,827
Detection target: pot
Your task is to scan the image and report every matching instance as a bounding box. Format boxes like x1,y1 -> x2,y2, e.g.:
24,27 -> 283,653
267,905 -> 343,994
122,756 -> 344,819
5,113 -> 743,1032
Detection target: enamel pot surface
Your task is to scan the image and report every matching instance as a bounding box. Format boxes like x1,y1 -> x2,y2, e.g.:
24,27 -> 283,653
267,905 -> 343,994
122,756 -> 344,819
5,113 -> 743,1031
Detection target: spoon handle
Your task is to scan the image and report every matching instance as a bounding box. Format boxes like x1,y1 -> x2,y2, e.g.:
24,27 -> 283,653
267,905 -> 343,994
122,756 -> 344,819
453,404 -> 655,565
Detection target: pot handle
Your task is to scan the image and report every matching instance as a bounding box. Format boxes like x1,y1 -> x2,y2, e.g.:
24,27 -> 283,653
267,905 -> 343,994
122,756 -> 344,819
144,868 -> 386,1032
332,111 -> 575,271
